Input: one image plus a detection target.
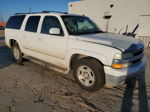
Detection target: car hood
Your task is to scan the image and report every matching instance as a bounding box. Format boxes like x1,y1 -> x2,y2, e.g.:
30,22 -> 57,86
76,33 -> 144,52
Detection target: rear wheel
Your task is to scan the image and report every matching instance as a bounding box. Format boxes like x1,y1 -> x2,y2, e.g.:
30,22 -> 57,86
73,58 -> 105,92
12,43 -> 23,64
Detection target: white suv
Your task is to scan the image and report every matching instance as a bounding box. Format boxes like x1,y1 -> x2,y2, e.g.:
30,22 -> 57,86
5,11 -> 146,91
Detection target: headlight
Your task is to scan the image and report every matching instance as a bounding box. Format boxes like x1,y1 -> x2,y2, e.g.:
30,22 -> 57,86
112,53 -> 131,69
113,53 -> 122,60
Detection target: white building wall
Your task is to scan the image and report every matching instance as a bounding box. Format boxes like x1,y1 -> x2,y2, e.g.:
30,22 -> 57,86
137,15 -> 150,46
69,0 -> 150,35
138,15 -> 150,37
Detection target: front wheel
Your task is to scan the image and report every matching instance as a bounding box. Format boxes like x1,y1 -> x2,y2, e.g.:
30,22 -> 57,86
73,58 -> 105,92
12,43 -> 23,64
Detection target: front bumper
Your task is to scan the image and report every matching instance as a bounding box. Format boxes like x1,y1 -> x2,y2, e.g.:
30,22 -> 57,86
104,56 -> 147,87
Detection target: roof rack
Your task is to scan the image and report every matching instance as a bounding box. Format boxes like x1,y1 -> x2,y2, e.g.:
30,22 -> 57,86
14,11 -> 68,15
42,11 -> 68,14
14,13 -> 32,15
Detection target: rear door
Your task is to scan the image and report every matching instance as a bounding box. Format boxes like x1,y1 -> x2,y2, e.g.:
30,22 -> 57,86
23,16 -> 41,57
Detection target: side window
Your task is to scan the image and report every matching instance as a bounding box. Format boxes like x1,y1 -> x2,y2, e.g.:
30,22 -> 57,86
41,16 -> 63,35
25,16 -> 40,32
6,15 -> 25,29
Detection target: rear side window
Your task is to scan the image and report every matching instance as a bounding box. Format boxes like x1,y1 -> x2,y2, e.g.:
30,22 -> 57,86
25,16 -> 40,32
6,15 -> 25,29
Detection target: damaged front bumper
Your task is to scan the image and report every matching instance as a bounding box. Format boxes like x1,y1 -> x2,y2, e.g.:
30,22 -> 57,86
104,56 -> 146,87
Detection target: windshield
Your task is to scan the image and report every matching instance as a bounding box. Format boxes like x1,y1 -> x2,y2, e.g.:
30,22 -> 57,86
61,16 -> 103,35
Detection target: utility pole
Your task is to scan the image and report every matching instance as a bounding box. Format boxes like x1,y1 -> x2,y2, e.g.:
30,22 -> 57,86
28,7 -> 32,13
0,12 -> 4,22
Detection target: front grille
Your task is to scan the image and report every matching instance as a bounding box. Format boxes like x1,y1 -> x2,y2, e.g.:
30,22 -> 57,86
131,48 -> 144,65
132,58 -> 142,64
133,49 -> 144,56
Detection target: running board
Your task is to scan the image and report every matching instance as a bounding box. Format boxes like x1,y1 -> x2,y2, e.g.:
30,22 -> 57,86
23,56 -> 69,74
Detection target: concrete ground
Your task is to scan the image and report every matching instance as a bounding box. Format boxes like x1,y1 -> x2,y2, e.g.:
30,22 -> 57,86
0,30 -> 150,112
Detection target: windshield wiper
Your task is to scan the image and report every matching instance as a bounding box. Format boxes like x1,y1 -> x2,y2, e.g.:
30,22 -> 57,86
92,31 -> 104,33
74,30 -> 104,35
83,31 -> 104,35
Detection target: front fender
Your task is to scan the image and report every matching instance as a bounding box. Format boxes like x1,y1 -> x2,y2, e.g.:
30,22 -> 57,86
67,48 -> 109,69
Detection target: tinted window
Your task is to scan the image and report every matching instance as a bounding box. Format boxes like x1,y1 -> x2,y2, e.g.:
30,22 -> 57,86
25,16 -> 40,32
41,16 -> 63,35
6,15 -> 25,29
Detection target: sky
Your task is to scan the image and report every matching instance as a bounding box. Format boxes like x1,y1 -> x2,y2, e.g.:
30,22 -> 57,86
0,0 -> 79,21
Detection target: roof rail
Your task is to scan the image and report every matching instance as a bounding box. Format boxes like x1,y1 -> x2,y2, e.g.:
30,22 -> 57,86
14,11 -> 68,15
42,11 -> 68,14
14,13 -> 28,15
14,12 -> 40,15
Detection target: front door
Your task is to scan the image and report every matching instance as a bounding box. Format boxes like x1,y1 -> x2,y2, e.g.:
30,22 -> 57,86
36,16 -> 68,68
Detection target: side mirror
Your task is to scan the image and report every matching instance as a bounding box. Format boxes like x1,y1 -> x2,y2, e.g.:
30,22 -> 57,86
49,28 -> 61,35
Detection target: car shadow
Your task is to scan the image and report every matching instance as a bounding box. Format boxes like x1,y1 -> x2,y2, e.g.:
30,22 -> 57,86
0,46 -> 14,69
120,72 -> 149,112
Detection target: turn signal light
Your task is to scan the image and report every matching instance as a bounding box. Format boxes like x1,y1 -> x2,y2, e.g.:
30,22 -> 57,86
112,64 -> 124,69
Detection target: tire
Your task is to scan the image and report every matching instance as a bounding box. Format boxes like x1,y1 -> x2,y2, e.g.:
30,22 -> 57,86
73,58 -> 105,92
12,43 -> 23,64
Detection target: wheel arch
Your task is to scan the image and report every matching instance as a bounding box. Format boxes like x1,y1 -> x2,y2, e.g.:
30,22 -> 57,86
67,49 -> 109,72
9,38 -> 24,54
9,39 -> 17,48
